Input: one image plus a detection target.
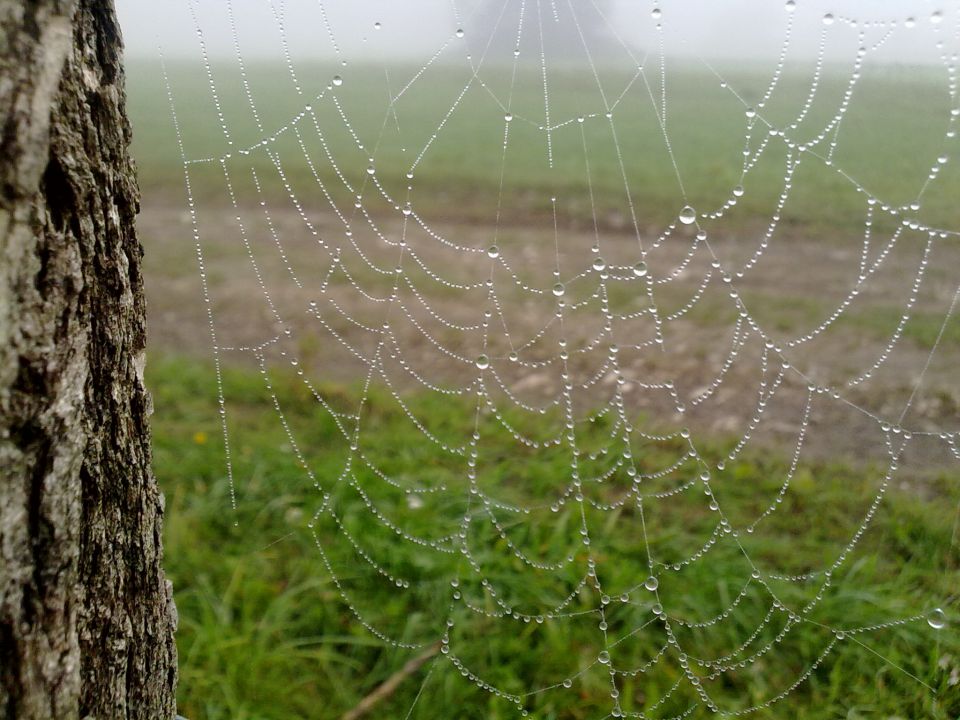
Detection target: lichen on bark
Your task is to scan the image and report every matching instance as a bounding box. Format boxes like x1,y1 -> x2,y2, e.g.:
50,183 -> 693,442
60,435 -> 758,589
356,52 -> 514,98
0,2 -> 177,718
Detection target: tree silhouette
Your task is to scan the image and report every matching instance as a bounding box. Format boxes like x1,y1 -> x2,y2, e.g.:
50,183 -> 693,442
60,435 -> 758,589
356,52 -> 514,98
466,0 -> 621,63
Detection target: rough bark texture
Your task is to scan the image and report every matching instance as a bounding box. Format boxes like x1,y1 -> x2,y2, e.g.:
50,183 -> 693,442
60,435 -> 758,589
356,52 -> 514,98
0,2 -> 177,718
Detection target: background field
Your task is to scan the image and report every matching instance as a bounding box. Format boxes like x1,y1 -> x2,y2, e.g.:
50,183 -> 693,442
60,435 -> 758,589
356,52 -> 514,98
132,60 -> 960,230
127,55 -> 960,719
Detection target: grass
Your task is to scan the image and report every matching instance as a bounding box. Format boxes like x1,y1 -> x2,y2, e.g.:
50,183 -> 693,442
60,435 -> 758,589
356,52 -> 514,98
128,59 -> 960,233
131,46 -> 960,720
151,354 -> 960,720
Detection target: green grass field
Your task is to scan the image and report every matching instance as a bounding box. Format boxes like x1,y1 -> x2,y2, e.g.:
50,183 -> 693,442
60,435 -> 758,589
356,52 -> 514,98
129,59 -> 960,232
133,57 -> 960,719
150,357 -> 960,719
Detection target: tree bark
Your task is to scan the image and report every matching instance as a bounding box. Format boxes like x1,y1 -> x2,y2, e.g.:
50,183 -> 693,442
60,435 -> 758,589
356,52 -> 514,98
0,2 -> 177,718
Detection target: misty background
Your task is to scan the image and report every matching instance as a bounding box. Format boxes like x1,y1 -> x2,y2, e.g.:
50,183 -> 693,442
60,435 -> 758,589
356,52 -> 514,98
115,0 -> 951,66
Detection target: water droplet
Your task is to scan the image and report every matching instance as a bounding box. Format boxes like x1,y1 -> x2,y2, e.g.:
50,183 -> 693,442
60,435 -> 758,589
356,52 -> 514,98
504,112 -> 513,122
374,21 -> 381,30
785,0 -> 795,11
679,206 -> 697,225
509,350 -> 519,362
402,202 -> 412,216
592,257 -> 606,272
928,608 -> 947,630
456,28 -> 465,38
597,650 -> 610,664
332,75 -> 343,86
823,13 -> 834,25
931,10 -> 943,24
487,245 -> 500,259
633,261 -> 648,277
562,678 -> 573,688
552,282 -> 565,297
644,576 -> 659,591
366,165 -> 376,175
745,107 -> 757,119
651,8 -> 661,20
476,354 -> 490,370
733,185 -> 745,197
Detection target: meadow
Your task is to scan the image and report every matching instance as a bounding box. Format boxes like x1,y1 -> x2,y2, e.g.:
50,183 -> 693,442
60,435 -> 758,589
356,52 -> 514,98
130,59 -> 960,231
152,357 -> 960,719
128,57 -> 960,718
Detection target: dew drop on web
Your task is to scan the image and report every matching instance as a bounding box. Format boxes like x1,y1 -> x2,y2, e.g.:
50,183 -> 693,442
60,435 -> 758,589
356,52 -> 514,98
927,608 -> 947,630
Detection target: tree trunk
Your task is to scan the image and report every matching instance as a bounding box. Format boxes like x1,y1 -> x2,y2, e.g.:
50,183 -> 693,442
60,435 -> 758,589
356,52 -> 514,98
0,2 -> 177,718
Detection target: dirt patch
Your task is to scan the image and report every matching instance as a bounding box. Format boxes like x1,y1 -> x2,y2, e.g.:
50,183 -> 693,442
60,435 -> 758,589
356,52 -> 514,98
140,195 -> 960,469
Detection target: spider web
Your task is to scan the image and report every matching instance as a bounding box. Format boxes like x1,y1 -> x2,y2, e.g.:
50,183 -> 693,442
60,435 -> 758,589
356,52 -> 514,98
161,0 -> 958,716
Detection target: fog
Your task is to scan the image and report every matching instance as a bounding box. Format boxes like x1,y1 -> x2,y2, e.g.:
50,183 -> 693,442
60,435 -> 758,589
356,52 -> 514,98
116,0 -> 953,66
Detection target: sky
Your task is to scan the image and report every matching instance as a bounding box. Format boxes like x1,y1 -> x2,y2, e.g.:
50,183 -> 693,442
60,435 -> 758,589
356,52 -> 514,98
115,0 -> 954,66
